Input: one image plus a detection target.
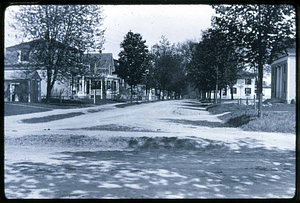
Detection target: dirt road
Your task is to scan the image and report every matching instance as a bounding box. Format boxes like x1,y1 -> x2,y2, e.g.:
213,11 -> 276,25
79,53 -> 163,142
4,99 -> 296,199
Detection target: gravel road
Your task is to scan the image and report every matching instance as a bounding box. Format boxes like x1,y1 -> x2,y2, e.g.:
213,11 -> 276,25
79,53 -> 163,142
4,99 -> 296,199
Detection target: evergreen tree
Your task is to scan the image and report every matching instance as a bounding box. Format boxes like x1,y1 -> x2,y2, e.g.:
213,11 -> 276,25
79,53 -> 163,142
118,31 -> 149,102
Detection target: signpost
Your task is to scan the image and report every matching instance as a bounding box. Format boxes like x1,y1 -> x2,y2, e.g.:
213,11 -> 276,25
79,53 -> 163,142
91,79 -> 102,104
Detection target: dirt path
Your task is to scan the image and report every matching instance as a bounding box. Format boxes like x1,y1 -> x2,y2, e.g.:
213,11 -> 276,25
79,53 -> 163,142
4,99 -> 296,199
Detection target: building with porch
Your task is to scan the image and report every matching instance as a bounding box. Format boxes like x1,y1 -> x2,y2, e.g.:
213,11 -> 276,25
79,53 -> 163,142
4,40 -> 120,102
270,48 -> 296,103
4,70 -> 41,102
72,53 -> 120,99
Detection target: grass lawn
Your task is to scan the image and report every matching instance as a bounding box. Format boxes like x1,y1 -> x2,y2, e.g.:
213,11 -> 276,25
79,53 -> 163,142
4,102 -> 54,116
21,112 -> 85,124
206,103 -> 296,134
4,99 -> 118,116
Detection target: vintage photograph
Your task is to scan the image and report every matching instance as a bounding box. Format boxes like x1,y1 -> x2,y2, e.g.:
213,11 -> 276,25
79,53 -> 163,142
4,4 -> 296,199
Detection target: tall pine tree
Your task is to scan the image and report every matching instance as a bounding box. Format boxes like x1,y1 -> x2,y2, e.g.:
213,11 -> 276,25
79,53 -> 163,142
118,31 -> 149,102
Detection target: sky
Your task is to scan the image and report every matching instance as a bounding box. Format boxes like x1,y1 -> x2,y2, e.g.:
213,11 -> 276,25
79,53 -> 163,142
101,5 -> 215,58
5,5 -> 215,59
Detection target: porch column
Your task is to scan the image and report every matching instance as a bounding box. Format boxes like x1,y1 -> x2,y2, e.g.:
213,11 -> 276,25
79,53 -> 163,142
276,66 -> 282,98
9,84 -> 13,101
100,79 -> 103,99
117,80 -> 119,94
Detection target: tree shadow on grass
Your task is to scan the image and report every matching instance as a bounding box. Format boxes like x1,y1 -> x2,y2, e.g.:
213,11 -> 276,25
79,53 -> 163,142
225,114 -> 257,127
161,118 -> 232,128
180,107 -> 207,111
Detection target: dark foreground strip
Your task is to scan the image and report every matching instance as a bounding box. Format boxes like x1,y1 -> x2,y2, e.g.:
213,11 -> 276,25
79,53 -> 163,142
21,112 -> 85,124
63,124 -> 164,133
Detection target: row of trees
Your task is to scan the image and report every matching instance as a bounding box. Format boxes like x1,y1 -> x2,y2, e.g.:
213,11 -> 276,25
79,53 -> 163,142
210,4 -> 295,117
116,32 -> 190,102
187,4 -> 295,117
187,28 -> 242,101
11,4 -> 295,116
116,4 -> 295,117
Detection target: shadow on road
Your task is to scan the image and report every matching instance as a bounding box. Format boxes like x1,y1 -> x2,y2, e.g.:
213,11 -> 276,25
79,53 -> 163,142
5,137 -> 295,199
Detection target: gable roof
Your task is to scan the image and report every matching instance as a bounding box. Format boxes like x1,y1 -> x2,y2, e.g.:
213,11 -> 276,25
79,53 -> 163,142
6,39 -> 82,53
5,70 -> 41,80
84,53 -> 114,70
237,70 -> 256,79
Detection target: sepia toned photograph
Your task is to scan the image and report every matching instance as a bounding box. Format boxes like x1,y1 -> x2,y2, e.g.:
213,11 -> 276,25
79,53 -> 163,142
3,4 -> 296,199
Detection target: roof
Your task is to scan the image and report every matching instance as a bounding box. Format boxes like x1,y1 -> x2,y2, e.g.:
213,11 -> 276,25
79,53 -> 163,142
237,70 -> 256,79
271,48 -> 296,64
84,53 -> 115,70
5,70 -> 41,80
6,39 -> 81,52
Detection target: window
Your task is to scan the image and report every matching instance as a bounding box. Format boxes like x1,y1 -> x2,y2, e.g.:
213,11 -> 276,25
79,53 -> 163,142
21,51 -> 29,61
107,81 -> 111,89
245,88 -> 251,96
245,78 -> 252,85
113,81 -> 117,91
232,88 -> 237,94
17,50 -> 21,62
90,63 -> 95,73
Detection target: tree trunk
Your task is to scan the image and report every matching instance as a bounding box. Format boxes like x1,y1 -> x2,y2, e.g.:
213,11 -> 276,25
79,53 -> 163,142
157,89 -> 161,100
230,87 -> 234,100
258,64 -> 263,118
46,69 -> 53,103
130,85 -> 133,103
202,91 -> 206,100
257,4 -> 263,118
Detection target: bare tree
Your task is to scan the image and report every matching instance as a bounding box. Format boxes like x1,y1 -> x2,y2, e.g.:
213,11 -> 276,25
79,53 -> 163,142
10,5 -> 105,102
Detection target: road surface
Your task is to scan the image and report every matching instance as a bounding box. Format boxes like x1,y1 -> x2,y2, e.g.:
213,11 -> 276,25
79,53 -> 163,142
4,99 -> 296,199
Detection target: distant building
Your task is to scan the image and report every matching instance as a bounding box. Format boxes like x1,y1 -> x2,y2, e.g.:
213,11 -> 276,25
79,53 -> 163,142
226,71 -> 257,100
207,70 -> 271,101
73,53 -> 120,99
4,40 -> 120,101
270,48 -> 296,103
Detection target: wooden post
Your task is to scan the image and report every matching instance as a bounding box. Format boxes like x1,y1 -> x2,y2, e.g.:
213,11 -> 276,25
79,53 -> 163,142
254,95 -> 256,110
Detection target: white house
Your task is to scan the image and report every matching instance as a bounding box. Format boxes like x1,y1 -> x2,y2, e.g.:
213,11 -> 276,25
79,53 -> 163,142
4,40 -> 120,101
74,53 -> 120,100
223,71 -> 256,100
207,70 -> 272,101
271,48 -> 296,103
